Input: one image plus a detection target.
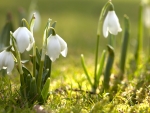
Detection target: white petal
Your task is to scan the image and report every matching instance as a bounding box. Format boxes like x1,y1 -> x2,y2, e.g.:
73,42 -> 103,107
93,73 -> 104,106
26,32 -> 35,51
13,27 -> 21,38
13,27 -> 34,53
103,11 -> 122,37
47,36 -> 61,62
0,51 -> 4,69
5,53 -> 14,74
0,51 -> 14,74
61,48 -> 68,57
103,13 -> 109,38
16,31 -> 30,53
56,34 -> 68,57
107,11 -> 122,35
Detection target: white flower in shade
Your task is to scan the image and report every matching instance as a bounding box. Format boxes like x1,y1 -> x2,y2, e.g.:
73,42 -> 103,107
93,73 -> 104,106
103,11 -> 122,38
47,34 -> 67,62
12,27 -> 35,53
0,50 -> 14,74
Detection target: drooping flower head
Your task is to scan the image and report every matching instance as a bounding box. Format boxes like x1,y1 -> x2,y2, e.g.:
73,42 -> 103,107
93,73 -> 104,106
11,27 -> 35,53
0,47 -> 14,74
46,28 -> 67,62
103,2 -> 122,38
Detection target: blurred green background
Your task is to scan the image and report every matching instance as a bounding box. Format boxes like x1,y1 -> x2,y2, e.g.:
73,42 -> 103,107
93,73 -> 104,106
0,0 -> 141,61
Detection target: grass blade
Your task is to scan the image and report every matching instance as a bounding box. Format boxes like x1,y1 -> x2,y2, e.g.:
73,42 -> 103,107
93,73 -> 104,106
119,15 -> 130,77
96,50 -> 106,88
81,54 -> 93,87
103,45 -> 114,90
134,4 -> 143,65
41,77 -> 50,103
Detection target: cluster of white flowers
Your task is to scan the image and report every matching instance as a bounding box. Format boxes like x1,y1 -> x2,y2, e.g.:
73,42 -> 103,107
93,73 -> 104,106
0,17 -> 67,74
0,2 -> 122,74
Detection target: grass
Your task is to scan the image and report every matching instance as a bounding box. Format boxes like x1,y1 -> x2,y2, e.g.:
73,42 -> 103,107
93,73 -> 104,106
1,0 -> 150,113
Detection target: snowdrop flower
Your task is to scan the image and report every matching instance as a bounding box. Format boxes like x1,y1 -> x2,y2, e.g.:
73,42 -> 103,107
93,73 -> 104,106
47,33 -> 67,62
0,50 -> 14,74
12,27 -> 35,53
103,11 -> 122,38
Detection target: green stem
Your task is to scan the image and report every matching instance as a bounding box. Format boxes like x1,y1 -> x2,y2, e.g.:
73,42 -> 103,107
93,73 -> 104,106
94,1 -> 114,92
10,32 -> 26,98
120,15 -> 130,76
29,13 -> 36,77
37,60 -> 44,94
36,28 -> 47,94
37,40 -> 46,94
109,34 -> 115,47
36,19 -> 52,94
148,27 -> 150,57
135,4 -> 143,65
33,43 -> 36,77
93,34 -> 100,92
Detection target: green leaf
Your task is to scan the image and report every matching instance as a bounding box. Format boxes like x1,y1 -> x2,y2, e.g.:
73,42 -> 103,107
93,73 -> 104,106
0,16 -> 13,51
22,66 -> 32,75
41,77 -> 50,102
96,50 -> 106,88
28,77 -> 37,103
103,45 -> 114,90
42,68 -> 49,88
81,54 -> 93,87
30,55 -> 40,71
36,47 -> 41,64
22,66 -> 32,83
26,74 -> 32,96
120,15 -> 130,76
43,55 -> 51,84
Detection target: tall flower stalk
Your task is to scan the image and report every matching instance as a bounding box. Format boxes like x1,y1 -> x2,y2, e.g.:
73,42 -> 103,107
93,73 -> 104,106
36,19 -> 51,95
81,1 -> 122,93
29,14 -> 36,77
135,4 -> 143,65
10,31 -> 26,98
